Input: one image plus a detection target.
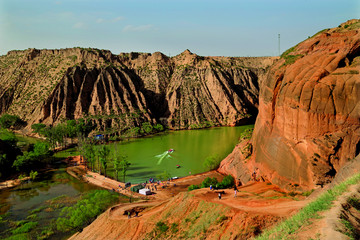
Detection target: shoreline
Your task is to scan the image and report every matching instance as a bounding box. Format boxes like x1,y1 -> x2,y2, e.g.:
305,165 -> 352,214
66,155 -> 225,200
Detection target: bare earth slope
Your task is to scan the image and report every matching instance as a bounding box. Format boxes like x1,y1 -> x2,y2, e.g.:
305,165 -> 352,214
0,49 -> 276,133
69,182 -> 306,240
220,19 -> 360,191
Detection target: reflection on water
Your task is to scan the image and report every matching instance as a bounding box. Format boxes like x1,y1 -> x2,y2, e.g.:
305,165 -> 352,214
107,126 -> 250,183
0,165 -> 101,239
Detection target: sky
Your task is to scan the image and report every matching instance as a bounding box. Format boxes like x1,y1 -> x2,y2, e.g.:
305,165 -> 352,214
0,0 -> 359,57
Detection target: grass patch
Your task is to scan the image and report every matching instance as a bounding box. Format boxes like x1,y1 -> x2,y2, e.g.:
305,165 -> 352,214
302,189 -> 314,197
56,190 -> 119,232
11,221 -> 38,234
255,173 -> 360,239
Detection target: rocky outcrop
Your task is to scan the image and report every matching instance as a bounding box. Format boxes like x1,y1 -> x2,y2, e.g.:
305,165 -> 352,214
0,48 -> 276,133
246,19 -> 360,190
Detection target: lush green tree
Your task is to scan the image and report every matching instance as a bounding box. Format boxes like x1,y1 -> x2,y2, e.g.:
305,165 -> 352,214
141,122 -> 153,134
0,114 -> 22,129
119,156 -> 130,182
32,142 -> 51,159
76,118 -> 94,140
218,175 -> 234,189
200,177 -> 219,188
112,155 -> 124,181
153,123 -> 164,132
0,128 -> 17,144
12,142 -> 51,171
31,123 -> 46,135
13,152 -> 33,171
83,143 -> 96,171
65,120 -> 77,144
97,145 -> 110,176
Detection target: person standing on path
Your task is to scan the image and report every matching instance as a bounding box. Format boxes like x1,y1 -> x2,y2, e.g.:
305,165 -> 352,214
234,189 -> 237,197
218,193 -> 221,200
127,211 -> 131,219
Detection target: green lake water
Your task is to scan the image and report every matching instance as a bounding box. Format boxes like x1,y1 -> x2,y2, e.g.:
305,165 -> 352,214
0,126 -> 250,239
106,126 -> 250,183
0,166 -> 102,240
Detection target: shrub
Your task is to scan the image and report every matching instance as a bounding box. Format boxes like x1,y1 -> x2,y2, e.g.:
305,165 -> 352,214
56,190 -> 118,232
141,122 -> 153,134
171,223 -> 178,233
188,184 -> 200,191
240,126 -> 254,140
156,221 -> 169,233
0,114 -> 22,129
153,124 -> 164,132
11,221 -> 38,234
218,175 -> 234,189
200,177 -> 219,188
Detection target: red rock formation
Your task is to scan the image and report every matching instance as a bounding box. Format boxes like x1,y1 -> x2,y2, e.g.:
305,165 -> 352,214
248,19 -> 360,190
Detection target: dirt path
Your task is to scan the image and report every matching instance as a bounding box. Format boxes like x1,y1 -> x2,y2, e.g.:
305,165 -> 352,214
66,155 -> 225,200
66,156 -> 308,217
67,155 -> 311,240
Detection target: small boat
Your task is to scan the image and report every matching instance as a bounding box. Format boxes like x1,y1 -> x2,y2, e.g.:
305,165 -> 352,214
168,149 -> 174,153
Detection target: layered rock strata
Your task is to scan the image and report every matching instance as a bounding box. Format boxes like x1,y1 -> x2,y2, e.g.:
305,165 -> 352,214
0,48 -> 276,133
221,19 -> 360,190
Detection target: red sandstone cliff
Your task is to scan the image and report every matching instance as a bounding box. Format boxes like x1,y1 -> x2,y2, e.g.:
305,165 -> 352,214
220,19 -> 360,190
0,48 -> 276,134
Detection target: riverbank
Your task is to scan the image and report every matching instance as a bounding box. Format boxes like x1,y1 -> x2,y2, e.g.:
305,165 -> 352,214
65,155 -> 225,200
0,178 -> 29,190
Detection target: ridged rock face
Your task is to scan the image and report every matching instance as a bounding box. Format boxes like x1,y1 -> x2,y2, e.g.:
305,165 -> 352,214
251,19 -> 360,190
0,48 -> 276,133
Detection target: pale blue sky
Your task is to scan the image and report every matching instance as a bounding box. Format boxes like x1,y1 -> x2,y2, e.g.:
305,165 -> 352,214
0,0 -> 359,56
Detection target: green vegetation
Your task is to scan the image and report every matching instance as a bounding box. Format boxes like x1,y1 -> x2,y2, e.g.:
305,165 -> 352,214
156,221 -> 169,233
188,184 -> 201,191
12,142 -> 52,171
203,154 -> 221,170
11,221 -> 38,234
255,172 -> 360,240
188,175 -> 234,191
280,46 -> 303,66
56,190 -> 119,232
240,126 -> 254,140
32,119 -> 94,150
0,114 -> 22,129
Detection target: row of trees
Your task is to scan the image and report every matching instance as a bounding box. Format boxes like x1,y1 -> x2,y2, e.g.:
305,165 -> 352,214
31,119 -> 94,150
78,140 -> 131,182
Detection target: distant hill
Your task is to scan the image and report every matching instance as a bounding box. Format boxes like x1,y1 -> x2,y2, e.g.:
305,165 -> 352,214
0,48 -> 276,135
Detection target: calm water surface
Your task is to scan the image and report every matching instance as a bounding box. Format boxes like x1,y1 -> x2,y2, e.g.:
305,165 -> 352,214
0,166 -> 101,239
107,126 -> 250,183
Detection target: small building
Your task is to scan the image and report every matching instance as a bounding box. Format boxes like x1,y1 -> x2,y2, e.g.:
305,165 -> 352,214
139,188 -> 151,195
94,134 -> 104,141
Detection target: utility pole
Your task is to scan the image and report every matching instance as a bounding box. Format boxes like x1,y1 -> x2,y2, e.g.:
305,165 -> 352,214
278,34 -> 281,56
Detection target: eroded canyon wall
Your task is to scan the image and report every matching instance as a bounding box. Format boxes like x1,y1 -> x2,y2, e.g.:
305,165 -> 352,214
0,48 -> 276,134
